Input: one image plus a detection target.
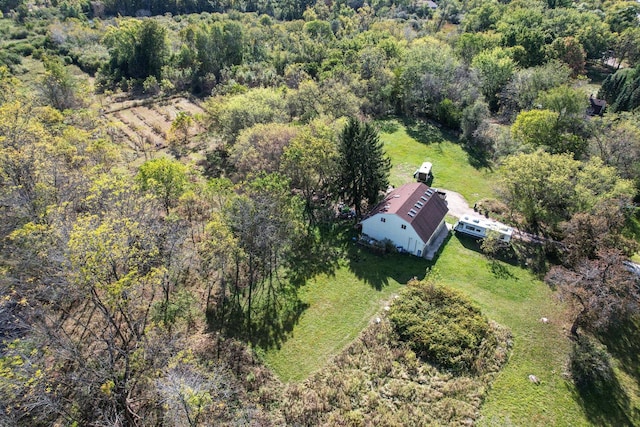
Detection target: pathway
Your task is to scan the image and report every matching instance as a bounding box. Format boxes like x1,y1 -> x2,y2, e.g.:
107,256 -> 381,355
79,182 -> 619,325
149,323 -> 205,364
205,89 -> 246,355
438,189 -> 476,219
439,189 -> 545,244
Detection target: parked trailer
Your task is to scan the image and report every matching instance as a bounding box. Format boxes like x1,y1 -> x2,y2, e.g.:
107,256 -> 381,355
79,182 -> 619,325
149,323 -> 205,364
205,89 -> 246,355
413,162 -> 433,182
454,215 -> 513,243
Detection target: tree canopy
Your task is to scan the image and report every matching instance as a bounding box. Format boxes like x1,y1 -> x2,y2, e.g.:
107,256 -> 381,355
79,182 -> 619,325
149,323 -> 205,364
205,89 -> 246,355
335,117 -> 390,219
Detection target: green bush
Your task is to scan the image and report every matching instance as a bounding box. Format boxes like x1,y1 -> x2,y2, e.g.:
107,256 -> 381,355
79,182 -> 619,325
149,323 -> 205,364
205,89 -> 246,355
389,278 -> 491,374
11,41 -> 34,56
570,335 -> 614,392
0,50 -> 22,68
436,98 -> 461,130
9,28 -> 29,40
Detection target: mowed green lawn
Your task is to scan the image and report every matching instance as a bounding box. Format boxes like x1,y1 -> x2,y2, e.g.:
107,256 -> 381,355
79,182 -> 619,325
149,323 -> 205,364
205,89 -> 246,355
263,121 -> 590,425
378,119 -> 497,202
262,251 -> 430,381
437,235 -> 589,426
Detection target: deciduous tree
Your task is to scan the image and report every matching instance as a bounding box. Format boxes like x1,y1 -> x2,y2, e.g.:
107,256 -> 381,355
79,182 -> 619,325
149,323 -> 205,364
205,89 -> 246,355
38,56 -> 83,111
499,151 -> 635,235
589,113 -> 640,187
280,118 -> 338,225
136,157 -> 189,215
499,151 -> 579,234
168,112 -> 194,158
230,122 -> 298,178
102,18 -> 168,83
546,249 -> 639,337
471,47 -> 515,111
546,37 -> 586,77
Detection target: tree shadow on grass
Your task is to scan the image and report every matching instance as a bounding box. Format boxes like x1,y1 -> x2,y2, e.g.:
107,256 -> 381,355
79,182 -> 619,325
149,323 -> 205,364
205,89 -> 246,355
455,233 -> 520,266
585,62 -> 615,84
375,117 -> 401,134
570,335 -> 634,426
402,117 -> 450,145
287,222 -> 346,287
598,315 -> 640,384
206,223 -> 348,351
206,293 -> 310,351
345,243 -> 431,291
465,143 -> 493,170
250,295 -> 310,350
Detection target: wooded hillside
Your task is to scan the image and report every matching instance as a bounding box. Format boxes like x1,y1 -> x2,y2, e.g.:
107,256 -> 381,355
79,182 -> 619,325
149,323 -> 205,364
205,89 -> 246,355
1,0 -> 640,425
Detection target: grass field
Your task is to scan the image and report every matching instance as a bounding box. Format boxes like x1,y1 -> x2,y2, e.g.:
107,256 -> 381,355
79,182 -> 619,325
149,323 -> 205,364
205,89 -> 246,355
437,235 -> 589,426
262,249 -> 429,381
263,231 -> 592,425
378,118 -> 497,203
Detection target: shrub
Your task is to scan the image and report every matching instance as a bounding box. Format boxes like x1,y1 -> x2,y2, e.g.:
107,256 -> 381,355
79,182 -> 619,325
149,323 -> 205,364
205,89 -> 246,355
381,238 -> 397,254
9,28 -> 29,40
11,42 -> 34,56
437,98 -> 461,130
570,335 -> 614,392
388,278 -> 491,374
143,75 -> 160,94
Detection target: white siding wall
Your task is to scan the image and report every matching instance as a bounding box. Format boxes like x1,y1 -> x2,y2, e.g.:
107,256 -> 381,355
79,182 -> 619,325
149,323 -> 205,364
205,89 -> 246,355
361,214 -> 426,256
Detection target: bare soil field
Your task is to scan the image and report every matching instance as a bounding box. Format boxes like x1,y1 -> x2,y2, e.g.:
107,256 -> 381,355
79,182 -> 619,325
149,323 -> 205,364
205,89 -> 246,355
106,96 -> 206,155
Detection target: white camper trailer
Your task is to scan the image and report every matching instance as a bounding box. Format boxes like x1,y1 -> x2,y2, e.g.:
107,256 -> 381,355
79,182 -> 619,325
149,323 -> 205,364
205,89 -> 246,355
413,162 -> 433,182
454,215 -> 513,243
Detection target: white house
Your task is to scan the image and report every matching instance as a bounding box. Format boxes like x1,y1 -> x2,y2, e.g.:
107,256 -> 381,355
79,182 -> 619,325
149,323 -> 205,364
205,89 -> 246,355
360,182 -> 449,259
453,215 -> 513,242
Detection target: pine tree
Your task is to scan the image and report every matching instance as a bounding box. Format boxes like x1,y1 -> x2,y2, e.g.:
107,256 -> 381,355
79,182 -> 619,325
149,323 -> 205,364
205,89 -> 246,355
336,117 -> 391,219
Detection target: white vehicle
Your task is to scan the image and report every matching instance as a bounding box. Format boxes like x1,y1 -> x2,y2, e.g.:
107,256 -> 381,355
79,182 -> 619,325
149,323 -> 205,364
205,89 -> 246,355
413,162 -> 433,182
454,215 -> 513,243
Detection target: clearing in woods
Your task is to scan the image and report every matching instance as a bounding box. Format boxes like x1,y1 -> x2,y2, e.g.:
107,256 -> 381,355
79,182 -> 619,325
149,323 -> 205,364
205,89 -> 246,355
105,96 -> 207,154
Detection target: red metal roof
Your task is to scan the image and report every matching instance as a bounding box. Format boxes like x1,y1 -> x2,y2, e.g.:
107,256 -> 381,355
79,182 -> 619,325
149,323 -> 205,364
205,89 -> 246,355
367,182 -> 449,243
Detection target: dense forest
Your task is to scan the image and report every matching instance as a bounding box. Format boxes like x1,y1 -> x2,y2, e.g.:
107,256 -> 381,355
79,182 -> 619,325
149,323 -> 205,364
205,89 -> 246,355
1,0 -> 640,424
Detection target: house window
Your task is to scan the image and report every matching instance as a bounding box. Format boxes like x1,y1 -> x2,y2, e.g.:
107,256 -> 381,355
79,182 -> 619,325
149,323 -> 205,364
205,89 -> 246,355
380,217 -> 386,222
401,224 -> 407,229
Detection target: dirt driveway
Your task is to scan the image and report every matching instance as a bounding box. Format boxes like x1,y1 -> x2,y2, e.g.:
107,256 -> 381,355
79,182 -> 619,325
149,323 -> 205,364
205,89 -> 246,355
439,189 -> 476,219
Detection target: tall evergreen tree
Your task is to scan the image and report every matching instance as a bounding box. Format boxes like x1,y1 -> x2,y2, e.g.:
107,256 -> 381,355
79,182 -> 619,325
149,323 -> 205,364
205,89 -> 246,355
335,118 -> 390,219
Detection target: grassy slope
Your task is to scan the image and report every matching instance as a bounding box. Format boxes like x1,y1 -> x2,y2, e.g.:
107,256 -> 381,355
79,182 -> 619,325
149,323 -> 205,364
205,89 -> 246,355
378,118 -> 497,203
437,236 -> 588,426
262,251 -> 429,382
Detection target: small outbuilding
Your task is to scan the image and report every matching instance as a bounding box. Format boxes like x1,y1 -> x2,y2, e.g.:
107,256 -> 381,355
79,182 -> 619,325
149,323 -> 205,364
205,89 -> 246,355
587,94 -> 606,116
360,182 -> 449,259
413,162 -> 433,183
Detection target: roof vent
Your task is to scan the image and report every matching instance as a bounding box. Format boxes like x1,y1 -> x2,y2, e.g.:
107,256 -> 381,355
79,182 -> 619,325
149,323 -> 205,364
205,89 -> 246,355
407,212 -> 415,218
409,209 -> 417,215
420,195 -> 428,202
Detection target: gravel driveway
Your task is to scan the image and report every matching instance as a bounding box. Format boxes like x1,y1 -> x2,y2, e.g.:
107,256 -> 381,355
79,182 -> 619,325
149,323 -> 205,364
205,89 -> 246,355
439,189 -> 476,219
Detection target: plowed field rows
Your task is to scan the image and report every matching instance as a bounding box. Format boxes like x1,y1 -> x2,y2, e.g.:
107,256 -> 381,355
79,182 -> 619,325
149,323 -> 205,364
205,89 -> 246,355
107,97 -> 205,153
